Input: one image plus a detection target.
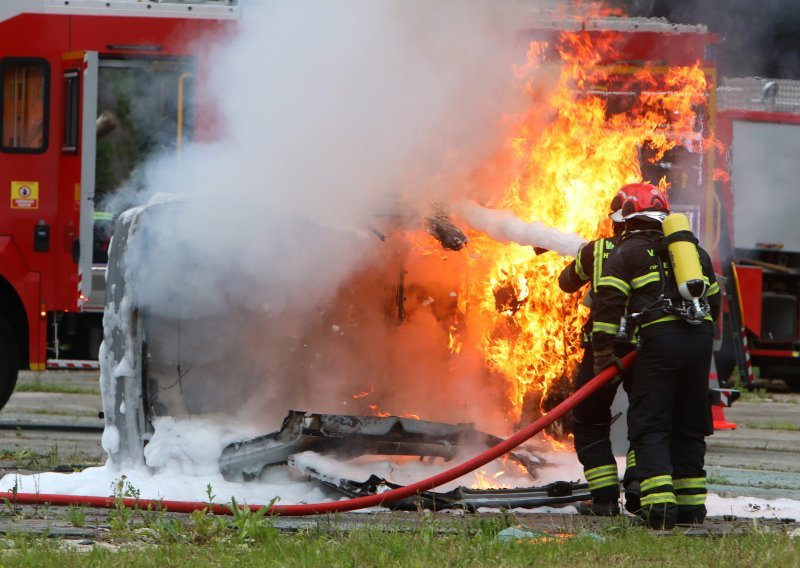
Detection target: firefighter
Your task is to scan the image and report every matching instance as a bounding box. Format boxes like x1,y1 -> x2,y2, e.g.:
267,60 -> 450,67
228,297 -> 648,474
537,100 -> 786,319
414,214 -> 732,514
591,183 -> 720,529
558,188 -> 637,516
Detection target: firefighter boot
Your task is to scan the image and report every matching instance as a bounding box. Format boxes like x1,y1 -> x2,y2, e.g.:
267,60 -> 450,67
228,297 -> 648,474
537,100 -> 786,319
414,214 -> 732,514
580,464 -> 620,516
676,505 -> 706,525
638,503 -> 677,530
623,479 -> 641,515
674,477 -> 707,525
577,486 -> 620,517
623,451 -> 640,515
639,475 -> 676,529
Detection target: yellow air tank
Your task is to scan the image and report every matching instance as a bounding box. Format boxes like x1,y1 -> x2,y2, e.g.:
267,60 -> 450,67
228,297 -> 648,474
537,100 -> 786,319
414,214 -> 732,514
662,213 -> 706,301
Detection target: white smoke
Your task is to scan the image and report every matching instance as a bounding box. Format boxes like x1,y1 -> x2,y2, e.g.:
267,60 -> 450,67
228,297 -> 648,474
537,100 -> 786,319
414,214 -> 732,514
458,200 -> 587,257
108,0 -> 558,432
120,0 -> 533,316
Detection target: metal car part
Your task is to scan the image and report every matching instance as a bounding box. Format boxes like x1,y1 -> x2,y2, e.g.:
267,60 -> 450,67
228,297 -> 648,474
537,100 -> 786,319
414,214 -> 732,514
220,410 -> 546,481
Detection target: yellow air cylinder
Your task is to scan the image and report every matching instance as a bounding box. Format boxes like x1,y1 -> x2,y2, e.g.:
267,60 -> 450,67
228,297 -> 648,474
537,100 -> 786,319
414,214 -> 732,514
662,213 -> 706,301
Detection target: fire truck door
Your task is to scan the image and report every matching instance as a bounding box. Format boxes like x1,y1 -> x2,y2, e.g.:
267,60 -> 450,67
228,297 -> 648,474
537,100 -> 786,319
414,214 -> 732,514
60,51 -> 98,309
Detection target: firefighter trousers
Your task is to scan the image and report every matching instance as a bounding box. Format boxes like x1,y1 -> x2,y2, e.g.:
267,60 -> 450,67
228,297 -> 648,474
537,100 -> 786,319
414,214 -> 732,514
627,321 -> 713,526
572,342 -> 636,502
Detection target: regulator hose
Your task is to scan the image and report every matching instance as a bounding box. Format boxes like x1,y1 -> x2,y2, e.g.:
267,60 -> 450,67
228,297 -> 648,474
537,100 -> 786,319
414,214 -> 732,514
0,352 -> 636,516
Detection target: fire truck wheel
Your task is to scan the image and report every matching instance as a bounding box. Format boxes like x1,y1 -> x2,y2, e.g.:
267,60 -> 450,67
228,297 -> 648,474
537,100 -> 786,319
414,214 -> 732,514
0,316 -> 19,411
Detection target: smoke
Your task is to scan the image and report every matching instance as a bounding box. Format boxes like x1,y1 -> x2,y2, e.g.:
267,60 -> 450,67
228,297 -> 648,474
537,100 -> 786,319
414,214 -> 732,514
111,0 -> 554,433
647,0 -> 800,79
458,200 -> 586,257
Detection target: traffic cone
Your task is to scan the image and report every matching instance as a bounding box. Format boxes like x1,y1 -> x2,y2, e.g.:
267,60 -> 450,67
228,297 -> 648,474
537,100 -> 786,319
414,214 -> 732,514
709,357 -> 737,430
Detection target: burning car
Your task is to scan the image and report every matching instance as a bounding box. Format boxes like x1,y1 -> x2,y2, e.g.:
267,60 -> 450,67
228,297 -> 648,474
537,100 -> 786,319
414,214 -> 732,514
98,11 -> 719,509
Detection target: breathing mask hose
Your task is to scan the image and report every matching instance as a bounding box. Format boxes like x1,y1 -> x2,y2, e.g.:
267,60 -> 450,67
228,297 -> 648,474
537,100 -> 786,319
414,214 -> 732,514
0,352 -> 636,516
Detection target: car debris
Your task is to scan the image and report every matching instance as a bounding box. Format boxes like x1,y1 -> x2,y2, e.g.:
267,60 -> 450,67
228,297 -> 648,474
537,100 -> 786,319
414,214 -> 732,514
292,461 -> 590,512
220,410 -> 546,481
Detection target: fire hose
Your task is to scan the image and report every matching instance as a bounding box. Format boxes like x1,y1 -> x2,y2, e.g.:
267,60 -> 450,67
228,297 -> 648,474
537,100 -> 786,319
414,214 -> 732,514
0,351 -> 635,516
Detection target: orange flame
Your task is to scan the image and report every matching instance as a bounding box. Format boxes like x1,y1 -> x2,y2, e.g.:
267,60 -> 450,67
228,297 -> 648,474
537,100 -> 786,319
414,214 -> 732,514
472,468 -> 509,490
354,24 -> 709,446
454,29 -> 709,424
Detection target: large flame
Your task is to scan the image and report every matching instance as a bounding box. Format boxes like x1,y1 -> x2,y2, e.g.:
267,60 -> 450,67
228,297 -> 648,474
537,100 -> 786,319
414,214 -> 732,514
453,28 -> 709,423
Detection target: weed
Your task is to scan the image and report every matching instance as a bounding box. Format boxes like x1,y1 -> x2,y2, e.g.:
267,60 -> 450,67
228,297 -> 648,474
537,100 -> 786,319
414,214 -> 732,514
65,504 -> 87,528
227,495 -> 278,544
187,508 -> 229,544
108,475 -> 141,537
8,446 -> 63,470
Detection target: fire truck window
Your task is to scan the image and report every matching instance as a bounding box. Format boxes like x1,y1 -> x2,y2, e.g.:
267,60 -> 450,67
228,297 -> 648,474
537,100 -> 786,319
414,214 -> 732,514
62,71 -> 79,152
1,59 -> 49,153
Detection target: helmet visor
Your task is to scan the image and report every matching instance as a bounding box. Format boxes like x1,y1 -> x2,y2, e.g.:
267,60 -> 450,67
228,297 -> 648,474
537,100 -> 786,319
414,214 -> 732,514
609,209 -> 625,223
624,210 -> 668,222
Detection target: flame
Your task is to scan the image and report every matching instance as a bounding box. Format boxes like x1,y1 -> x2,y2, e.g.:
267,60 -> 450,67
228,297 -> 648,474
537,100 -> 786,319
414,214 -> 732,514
367,403 -> 421,420
453,29 -> 709,424
542,430 -> 574,452
447,324 -> 462,354
367,404 -> 391,418
350,22 -> 709,445
472,468 -> 509,490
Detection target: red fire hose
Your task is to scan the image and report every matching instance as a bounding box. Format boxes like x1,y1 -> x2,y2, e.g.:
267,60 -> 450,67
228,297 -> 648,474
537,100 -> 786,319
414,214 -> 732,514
0,352 -> 635,516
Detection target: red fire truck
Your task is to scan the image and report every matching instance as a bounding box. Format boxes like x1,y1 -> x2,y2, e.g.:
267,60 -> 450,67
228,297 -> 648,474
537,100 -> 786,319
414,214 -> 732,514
714,77 -> 800,391
0,0 -> 238,408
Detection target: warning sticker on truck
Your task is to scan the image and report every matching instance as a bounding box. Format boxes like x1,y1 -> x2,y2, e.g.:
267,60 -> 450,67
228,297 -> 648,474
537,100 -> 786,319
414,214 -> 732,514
11,181 -> 39,209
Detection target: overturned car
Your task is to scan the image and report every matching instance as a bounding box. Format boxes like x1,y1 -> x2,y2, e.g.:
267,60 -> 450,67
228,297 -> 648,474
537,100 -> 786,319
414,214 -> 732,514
98,197 -> 599,510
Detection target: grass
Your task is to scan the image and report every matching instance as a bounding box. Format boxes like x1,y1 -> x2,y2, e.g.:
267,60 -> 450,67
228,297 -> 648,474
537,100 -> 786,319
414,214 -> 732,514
0,522 -> 796,567
738,387 -> 775,403
743,420 -> 800,432
15,381 -> 100,396
0,445 -> 103,470
0,479 -> 797,566
706,474 -> 731,485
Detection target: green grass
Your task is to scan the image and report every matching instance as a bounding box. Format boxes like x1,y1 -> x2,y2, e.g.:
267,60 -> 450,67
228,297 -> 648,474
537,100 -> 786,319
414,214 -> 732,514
15,381 -> 100,396
706,474 -> 731,485
738,387 -> 775,402
0,445 -> 103,469
743,420 -> 800,431
0,524 -> 796,567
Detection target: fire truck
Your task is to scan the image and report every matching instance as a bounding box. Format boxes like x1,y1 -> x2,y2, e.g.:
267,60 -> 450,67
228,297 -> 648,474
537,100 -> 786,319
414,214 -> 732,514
0,0 -> 238,409
714,77 -> 800,392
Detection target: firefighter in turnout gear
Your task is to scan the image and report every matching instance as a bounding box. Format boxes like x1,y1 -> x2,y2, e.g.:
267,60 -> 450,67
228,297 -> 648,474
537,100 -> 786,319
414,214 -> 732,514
558,188 -> 637,517
591,184 -> 721,529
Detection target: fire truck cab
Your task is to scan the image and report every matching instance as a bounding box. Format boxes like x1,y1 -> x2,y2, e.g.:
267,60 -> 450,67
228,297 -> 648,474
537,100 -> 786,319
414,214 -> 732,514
715,77 -> 800,391
0,0 -> 238,409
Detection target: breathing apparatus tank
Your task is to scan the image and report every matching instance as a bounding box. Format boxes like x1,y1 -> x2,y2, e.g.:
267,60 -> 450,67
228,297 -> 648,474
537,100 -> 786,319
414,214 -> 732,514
662,213 -> 708,322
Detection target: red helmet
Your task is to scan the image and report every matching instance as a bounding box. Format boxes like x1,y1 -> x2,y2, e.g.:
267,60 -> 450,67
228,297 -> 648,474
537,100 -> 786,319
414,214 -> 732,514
620,183 -> 669,222
608,189 -> 628,222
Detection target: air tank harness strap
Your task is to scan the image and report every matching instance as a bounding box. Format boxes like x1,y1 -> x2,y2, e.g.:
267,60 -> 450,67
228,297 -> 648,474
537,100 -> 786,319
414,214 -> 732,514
659,230 -> 698,248
651,239 -> 711,326
622,234 -> 704,333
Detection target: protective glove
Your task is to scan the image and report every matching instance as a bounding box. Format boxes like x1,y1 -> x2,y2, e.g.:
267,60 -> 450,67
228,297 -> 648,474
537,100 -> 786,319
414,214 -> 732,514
593,345 -> 624,377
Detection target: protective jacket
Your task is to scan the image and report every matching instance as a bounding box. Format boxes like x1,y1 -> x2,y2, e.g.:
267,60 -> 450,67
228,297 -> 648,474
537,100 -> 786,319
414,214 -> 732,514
559,236 -> 622,345
591,229 -> 720,350
559,236 -> 620,295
